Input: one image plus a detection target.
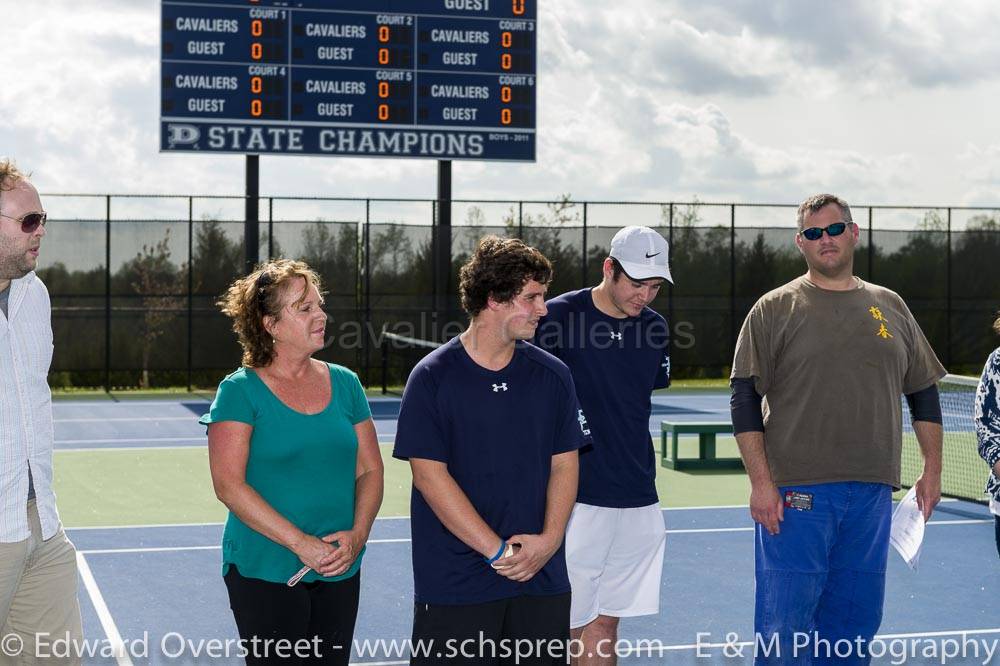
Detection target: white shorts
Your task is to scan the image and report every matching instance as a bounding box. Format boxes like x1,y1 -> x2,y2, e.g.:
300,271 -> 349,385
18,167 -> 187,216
565,502 -> 666,629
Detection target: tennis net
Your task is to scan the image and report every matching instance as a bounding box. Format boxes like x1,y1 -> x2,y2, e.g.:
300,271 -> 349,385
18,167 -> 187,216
901,373 -> 989,504
379,329 -> 443,395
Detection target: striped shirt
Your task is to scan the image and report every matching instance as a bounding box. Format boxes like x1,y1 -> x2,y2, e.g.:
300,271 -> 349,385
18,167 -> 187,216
975,347 -> 1000,516
0,272 -> 59,541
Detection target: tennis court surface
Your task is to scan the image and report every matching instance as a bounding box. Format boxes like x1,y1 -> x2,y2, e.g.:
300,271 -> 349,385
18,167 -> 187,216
52,389 -> 999,665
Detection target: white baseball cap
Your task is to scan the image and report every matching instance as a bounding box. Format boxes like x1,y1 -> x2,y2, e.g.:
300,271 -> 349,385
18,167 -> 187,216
609,226 -> 672,283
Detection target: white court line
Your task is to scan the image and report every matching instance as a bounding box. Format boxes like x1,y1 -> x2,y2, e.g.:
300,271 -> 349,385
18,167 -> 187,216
68,515 -> 410,532
59,440 -> 400,450
350,626 -> 1000,665
664,519 -> 992,534
662,498 -> 964,511
82,545 -> 221,555
53,400 -> 210,407
71,521 -> 224,531
76,520 -> 991,555
64,501 -> 978,532
58,446 -> 207,453
76,552 -> 134,666
55,416 -> 198,423
56,437 -> 205,445
613,627 -> 1000,657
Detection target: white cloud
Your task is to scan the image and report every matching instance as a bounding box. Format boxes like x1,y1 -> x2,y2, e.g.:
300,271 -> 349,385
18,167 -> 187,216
0,1 -> 997,208
646,103 -> 915,202
670,0 -> 1000,92
957,142 -> 1000,205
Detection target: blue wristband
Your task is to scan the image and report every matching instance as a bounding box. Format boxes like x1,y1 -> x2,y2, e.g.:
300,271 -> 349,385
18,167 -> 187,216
485,540 -> 507,564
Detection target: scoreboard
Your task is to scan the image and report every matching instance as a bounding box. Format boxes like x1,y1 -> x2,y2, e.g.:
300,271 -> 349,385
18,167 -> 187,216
160,1 -> 537,161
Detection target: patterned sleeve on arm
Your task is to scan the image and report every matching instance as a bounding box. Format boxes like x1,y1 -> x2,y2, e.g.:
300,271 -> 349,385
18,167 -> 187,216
974,348 -> 1000,469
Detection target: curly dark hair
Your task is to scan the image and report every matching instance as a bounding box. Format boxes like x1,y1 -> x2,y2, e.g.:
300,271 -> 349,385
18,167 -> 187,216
459,236 -> 552,317
217,259 -> 325,368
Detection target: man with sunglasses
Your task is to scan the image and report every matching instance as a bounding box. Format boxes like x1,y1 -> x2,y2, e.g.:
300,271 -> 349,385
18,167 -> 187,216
0,159 -> 83,665
730,193 -> 945,665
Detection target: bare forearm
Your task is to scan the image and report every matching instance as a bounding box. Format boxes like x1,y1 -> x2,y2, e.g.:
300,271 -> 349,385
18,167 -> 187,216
542,453 -> 578,541
913,421 -> 943,473
352,469 -> 384,541
217,482 -> 306,551
735,431 -> 773,488
413,468 -> 501,557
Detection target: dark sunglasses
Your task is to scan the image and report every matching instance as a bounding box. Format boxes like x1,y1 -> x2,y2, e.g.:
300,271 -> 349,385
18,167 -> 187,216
256,271 -> 273,292
254,271 -> 273,310
800,221 -> 850,241
0,211 -> 47,234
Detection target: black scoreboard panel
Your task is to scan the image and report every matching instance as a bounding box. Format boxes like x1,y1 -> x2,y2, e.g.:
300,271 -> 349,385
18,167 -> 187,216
161,1 -> 536,160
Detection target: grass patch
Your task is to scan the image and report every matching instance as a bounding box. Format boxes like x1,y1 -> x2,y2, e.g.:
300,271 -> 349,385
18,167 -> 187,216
54,448 -> 225,526
54,441 -> 750,528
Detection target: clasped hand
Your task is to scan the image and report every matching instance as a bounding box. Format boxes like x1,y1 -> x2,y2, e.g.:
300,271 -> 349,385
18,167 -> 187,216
491,533 -> 559,583
293,529 -> 365,578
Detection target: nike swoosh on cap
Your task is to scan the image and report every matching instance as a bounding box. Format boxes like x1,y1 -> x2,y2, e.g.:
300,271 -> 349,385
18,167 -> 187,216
645,252 -> 660,258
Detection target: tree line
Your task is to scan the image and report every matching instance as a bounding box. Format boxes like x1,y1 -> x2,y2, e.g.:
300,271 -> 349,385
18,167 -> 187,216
39,205 -> 1000,388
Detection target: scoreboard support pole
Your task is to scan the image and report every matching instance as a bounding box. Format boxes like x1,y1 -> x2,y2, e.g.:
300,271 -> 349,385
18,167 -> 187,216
245,154 -> 260,275
434,160 -> 453,327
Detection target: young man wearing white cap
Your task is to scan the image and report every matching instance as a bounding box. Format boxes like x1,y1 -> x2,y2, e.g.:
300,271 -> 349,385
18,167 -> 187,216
534,226 -> 672,665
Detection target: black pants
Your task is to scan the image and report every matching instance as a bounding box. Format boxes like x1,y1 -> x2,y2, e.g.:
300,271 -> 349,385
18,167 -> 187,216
995,516 -> 999,559
224,566 -> 361,664
410,593 -> 571,665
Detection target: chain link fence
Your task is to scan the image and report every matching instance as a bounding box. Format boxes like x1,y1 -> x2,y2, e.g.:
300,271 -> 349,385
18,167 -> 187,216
36,195 -> 1000,389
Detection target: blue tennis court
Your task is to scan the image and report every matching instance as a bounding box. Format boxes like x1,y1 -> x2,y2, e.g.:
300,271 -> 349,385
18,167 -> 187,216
52,395 -> 1000,665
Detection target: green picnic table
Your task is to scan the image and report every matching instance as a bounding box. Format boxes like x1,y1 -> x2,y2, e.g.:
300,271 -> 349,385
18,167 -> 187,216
660,421 -> 744,471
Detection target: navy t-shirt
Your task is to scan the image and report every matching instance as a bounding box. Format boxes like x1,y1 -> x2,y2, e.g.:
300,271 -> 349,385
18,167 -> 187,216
392,337 -> 587,605
534,288 -> 670,508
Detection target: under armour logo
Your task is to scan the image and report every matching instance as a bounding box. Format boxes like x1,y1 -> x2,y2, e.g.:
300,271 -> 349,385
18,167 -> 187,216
492,383 -> 508,392
610,332 -> 623,341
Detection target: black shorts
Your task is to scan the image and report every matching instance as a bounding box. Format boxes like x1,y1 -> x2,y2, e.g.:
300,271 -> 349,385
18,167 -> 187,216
410,593 -> 571,665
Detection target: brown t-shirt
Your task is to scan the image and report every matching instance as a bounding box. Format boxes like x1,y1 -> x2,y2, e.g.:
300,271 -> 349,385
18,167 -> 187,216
731,276 -> 945,488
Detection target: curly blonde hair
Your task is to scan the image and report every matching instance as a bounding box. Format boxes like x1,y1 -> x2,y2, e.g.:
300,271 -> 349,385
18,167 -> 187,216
0,159 -> 29,214
218,259 -> 325,368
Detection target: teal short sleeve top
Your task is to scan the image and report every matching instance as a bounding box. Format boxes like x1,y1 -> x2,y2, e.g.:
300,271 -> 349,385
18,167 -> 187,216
199,363 -> 372,584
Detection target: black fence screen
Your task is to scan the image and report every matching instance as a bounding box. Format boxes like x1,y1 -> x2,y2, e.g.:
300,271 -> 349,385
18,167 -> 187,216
35,196 -> 1000,389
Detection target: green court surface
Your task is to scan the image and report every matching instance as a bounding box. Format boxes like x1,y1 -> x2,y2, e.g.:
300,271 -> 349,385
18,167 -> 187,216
53,433 -> 934,528
54,448 -> 225,526
53,441 -> 753,528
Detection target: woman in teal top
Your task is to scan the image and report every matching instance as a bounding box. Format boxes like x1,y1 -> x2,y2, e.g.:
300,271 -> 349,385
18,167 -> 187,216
201,259 -> 383,665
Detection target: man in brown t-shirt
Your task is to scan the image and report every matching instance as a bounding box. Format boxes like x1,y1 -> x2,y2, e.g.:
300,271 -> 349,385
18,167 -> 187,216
730,193 -> 945,665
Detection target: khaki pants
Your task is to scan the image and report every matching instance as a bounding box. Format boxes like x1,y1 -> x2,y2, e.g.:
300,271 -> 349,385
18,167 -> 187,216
0,500 -> 83,665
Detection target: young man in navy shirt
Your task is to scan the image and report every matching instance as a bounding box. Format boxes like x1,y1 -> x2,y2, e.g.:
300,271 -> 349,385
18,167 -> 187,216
394,236 -> 588,665
534,226 -> 671,665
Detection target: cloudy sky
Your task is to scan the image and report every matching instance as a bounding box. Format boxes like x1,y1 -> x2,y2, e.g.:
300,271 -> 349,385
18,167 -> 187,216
3,0 -> 1000,208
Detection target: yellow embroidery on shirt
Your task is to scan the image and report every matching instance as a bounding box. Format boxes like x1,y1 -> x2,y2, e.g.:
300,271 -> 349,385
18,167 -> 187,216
870,305 -> 893,338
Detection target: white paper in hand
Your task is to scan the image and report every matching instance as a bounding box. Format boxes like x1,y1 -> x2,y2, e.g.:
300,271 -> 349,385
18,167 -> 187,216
889,486 -> 925,570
